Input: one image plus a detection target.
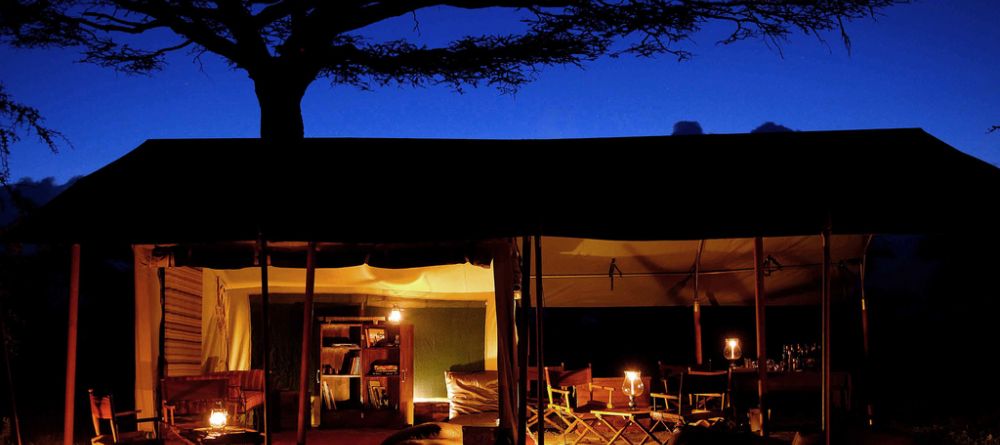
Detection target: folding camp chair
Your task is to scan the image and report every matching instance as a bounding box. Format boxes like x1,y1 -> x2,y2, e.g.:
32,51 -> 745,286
526,364 -> 567,434
649,363 -> 685,431
546,364 -> 616,445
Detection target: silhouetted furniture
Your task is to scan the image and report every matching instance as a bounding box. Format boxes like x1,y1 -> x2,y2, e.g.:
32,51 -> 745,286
168,427 -> 263,445
649,368 -> 731,429
685,369 -> 730,418
160,370 -> 265,428
88,389 -> 158,445
546,364 -> 616,444
649,363 -> 685,431
160,377 -> 229,427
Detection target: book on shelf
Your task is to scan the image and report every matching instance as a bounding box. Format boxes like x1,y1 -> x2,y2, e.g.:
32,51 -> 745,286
350,357 -> 361,375
367,380 -> 385,409
321,381 -> 335,410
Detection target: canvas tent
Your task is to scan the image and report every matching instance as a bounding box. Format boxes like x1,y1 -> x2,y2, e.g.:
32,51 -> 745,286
8,128 -> 1000,445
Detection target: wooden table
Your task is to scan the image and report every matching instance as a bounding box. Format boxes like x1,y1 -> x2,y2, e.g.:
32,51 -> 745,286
164,426 -> 263,445
590,409 -> 661,445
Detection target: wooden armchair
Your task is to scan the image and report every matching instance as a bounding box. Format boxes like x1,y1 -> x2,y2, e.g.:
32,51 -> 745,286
88,389 -> 157,445
545,364 -> 615,444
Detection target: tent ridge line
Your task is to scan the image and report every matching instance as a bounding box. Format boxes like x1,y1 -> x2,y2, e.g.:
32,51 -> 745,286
528,260 -> 860,279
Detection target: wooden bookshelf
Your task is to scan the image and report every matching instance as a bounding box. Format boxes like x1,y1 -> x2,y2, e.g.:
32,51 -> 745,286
316,319 -> 413,428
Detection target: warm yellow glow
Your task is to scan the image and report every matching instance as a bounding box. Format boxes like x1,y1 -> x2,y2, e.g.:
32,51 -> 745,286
388,307 -> 402,323
625,370 -> 640,382
513,290 -> 522,300
209,409 -> 227,428
724,337 -> 742,361
621,370 -> 644,396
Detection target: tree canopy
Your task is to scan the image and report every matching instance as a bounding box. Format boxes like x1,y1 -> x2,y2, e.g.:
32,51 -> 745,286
2,0 -> 903,140
0,84 -> 62,186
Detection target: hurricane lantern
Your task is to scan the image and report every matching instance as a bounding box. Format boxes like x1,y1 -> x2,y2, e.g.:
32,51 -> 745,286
621,370 -> 645,410
724,337 -> 743,367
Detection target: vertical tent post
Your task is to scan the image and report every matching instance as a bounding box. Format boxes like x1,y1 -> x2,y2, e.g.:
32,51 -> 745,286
517,237 -> 532,445
860,234 -> 874,426
257,236 -> 271,445
534,235 -> 545,445
493,241 -> 519,434
753,237 -> 768,438
0,295 -> 23,445
821,229 -> 833,443
64,243 -> 81,445
296,242 -> 317,445
694,239 -> 705,366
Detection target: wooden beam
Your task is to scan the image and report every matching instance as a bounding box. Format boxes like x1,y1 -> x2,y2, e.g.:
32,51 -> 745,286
694,239 -> 705,366
861,234 -> 874,426
296,242 -> 317,445
64,244 -> 80,445
517,236 -> 532,445
534,235 -> 545,445
753,237 -> 768,438
257,236 -> 271,445
821,229 -> 832,443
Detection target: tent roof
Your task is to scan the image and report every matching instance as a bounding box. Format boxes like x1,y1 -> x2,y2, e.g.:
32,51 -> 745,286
143,234 -> 866,307
10,128 -> 1000,244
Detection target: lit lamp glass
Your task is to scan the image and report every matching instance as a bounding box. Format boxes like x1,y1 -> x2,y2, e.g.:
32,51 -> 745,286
209,408 -> 228,430
724,337 -> 743,367
621,370 -> 645,410
388,306 -> 402,323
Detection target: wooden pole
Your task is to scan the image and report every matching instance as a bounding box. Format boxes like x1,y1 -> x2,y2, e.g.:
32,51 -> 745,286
517,237 -> 532,445
0,294 -> 23,445
296,242 -> 317,445
257,236 -> 271,445
64,243 -> 81,445
860,234 -> 874,426
694,239 -> 705,366
753,237 -> 768,438
821,229 -> 832,443
534,235 -> 545,445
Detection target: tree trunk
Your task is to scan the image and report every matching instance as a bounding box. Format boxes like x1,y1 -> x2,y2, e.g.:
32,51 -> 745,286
252,72 -> 309,141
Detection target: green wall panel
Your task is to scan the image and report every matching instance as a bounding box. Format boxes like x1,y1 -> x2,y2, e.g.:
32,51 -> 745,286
407,307 -> 486,399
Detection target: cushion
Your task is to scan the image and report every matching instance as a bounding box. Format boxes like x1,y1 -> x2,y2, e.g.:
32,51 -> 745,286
444,371 -> 498,420
448,412 -> 499,427
380,422 -> 462,445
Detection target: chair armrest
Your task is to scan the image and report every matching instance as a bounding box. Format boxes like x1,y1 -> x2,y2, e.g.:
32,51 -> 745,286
113,409 -> 141,418
649,393 -> 678,411
548,388 -> 572,408
590,384 -> 615,409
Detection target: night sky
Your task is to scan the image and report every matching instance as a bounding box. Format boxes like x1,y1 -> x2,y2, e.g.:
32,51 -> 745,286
2,0 -> 998,183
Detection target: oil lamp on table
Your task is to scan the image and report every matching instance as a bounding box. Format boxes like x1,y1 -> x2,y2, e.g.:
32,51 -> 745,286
621,370 -> 645,410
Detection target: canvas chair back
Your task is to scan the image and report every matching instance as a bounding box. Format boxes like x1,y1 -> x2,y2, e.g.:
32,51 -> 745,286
89,389 -> 119,442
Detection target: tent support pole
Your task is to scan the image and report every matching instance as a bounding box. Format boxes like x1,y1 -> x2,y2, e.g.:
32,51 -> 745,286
534,235 -> 545,445
753,237 -> 768,439
0,294 -> 23,445
861,234 -> 874,427
63,244 -> 81,445
822,229 -> 832,443
296,242 -> 317,445
257,236 -> 271,445
694,239 -> 705,366
517,237 -> 532,445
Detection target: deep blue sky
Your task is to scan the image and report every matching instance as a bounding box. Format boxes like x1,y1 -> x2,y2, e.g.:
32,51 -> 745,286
2,1 -> 998,183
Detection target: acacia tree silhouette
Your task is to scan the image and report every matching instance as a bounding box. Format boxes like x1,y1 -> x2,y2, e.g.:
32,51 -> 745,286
0,85 -> 64,186
2,0 -> 903,142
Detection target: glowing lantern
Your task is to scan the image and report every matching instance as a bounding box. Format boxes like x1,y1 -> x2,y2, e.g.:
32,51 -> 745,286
621,370 -> 645,410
